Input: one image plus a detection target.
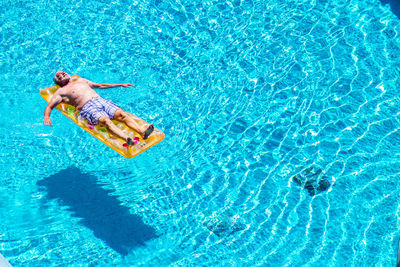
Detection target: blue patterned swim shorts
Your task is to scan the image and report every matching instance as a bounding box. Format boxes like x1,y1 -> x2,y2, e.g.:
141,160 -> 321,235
80,97 -> 121,125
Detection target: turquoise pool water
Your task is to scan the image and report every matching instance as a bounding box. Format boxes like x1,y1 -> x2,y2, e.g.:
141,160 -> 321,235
1,0 -> 400,265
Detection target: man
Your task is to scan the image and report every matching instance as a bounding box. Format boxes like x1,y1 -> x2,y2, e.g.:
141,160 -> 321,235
44,71 -> 154,145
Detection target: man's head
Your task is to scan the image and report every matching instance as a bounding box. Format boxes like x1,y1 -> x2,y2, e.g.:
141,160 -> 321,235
53,71 -> 71,87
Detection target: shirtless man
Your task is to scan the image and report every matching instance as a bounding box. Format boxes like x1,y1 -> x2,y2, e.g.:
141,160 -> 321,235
44,71 -> 154,145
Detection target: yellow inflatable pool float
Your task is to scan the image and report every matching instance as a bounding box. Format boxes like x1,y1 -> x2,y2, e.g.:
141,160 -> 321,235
40,75 -> 165,158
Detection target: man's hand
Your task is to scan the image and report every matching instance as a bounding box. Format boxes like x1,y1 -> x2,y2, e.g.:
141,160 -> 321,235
44,116 -> 53,126
120,83 -> 135,88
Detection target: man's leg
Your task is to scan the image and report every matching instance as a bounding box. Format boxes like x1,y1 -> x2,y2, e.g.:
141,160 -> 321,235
98,116 -> 132,144
113,109 -> 154,139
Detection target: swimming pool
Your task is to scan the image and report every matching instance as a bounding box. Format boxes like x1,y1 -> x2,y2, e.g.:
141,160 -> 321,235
1,0 -> 400,265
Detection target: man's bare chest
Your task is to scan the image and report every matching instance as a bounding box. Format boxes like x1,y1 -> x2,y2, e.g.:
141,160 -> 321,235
61,83 -> 91,98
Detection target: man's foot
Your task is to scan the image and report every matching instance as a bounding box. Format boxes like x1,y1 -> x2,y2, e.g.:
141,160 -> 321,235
143,124 -> 154,139
126,137 -> 134,145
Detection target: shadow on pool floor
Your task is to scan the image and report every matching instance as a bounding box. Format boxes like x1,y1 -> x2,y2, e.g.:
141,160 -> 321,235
37,167 -> 157,255
381,0 -> 400,18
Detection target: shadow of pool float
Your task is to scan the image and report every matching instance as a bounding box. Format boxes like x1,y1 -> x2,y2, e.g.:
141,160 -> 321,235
37,167 -> 157,255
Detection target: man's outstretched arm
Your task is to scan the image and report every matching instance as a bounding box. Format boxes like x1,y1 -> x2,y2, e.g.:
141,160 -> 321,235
86,79 -> 134,89
44,94 -> 62,126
